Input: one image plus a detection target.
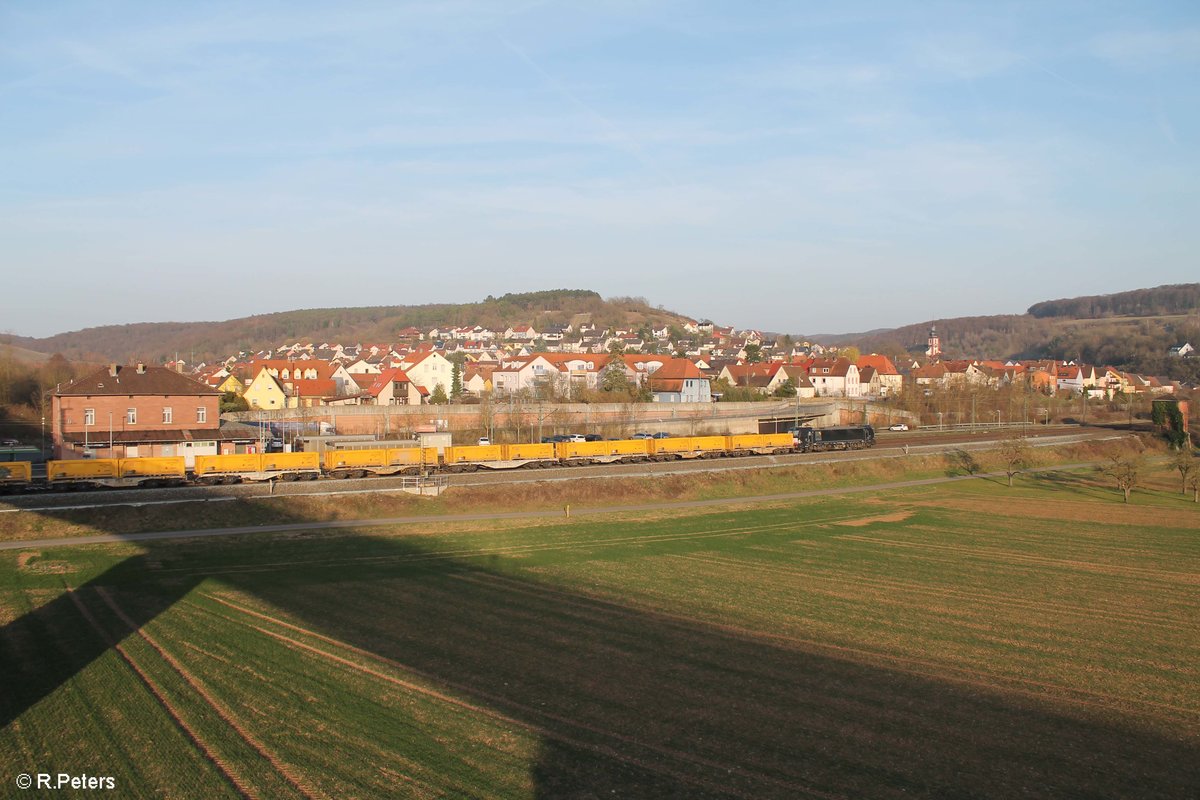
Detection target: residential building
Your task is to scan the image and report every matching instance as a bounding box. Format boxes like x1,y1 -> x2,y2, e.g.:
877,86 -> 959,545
398,351 -> 455,396
648,359 -> 712,403
52,364 -> 221,461
806,358 -> 861,397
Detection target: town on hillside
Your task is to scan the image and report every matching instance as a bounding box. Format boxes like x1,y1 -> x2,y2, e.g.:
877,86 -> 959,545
30,319 -> 1194,462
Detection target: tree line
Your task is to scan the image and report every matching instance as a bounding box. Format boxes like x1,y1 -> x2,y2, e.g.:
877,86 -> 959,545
1028,284 -> 1200,319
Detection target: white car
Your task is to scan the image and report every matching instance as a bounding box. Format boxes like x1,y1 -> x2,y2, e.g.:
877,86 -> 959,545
565,434 -> 587,443
888,423 -> 909,432
477,437 -> 491,446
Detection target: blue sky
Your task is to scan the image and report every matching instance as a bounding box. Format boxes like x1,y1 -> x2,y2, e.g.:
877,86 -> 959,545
2,1 -> 1197,338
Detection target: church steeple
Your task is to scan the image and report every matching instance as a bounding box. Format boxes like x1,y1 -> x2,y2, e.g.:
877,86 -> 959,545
926,325 -> 941,359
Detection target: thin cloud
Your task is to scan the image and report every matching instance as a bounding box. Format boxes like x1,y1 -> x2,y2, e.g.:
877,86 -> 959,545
500,36 -> 674,183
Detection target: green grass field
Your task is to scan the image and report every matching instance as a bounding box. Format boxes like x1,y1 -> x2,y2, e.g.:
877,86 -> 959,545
2,471 -> 1198,798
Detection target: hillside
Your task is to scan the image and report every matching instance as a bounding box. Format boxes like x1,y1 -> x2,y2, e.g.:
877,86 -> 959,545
829,284 -> 1200,381
0,291 -> 693,365
1029,284 -> 1200,319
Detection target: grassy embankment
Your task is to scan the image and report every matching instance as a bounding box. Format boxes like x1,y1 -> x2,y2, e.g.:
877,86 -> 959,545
0,436 -> 1173,543
1,445 -> 1197,798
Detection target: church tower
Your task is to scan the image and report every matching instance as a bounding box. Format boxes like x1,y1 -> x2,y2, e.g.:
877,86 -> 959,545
926,325 -> 941,359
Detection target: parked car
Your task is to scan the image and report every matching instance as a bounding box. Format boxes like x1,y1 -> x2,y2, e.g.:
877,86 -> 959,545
631,433 -> 653,439
888,423 -> 909,432
565,434 -> 587,443
650,432 -> 671,439
477,437 -> 491,446
0,438 -> 19,446
583,434 -> 604,441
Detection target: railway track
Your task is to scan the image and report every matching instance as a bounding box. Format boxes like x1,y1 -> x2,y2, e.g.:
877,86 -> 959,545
0,426 -> 1121,514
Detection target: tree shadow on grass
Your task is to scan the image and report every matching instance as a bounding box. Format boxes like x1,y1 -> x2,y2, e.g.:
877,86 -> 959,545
2,492 -> 1199,798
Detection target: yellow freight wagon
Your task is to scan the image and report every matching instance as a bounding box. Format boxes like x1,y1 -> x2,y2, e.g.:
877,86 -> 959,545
193,454 -> 262,480
726,433 -> 795,454
119,457 -> 186,480
0,461 -> 32,486
651,436 -> 728,458
323,447 -> 438,477
556,439 -> 651,461
49,457 -> 187,487
504,443 -> 555,461
48,459 -> 120,483
260,451 -> 321,480
443,445 -> 505,467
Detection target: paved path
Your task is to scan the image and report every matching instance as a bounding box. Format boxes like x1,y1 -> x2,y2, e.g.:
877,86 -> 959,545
0,463 -> 1099,552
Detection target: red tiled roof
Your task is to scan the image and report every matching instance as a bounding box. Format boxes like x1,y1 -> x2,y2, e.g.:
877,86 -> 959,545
856,354 -> 899,375
57,365 -> 220,397
288,379 -> 338,397
363,368 -> 411,397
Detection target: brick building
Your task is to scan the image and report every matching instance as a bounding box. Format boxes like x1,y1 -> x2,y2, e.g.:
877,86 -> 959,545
52,363 -> 222,461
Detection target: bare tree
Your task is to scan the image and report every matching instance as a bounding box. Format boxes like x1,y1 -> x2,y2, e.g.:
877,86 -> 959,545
1101,449 -> 1143,503
1188,470 -> 1199,504
999,434 -> 1031,487
947,448 -> 980,476
1170,447 -> 1196,496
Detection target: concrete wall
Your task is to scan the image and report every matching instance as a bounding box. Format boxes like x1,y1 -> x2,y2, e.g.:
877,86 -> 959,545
226,398 -> 918,441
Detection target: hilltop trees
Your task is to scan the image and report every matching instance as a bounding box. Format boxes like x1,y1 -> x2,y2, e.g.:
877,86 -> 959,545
1028,284 -> 1200,319
0,347 -> 78,418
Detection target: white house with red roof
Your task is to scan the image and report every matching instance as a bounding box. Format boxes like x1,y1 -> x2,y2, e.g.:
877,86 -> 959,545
358,368 -> 422,405
855,354 -> 902,397
398,350 -> 454,396
648,359 -> 712,403
806,358 -> 862,397
504,324 -> 538,341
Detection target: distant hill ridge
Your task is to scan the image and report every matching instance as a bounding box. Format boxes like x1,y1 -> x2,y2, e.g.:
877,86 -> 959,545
0,290 -> 694,364
1027,284 -> 1200,319
828,283 -> 1200,382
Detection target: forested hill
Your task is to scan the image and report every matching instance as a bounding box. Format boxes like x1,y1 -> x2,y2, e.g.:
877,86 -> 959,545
1028,284 -> 1200,319
1,291 -> 692,365
833,283 -> 1200,382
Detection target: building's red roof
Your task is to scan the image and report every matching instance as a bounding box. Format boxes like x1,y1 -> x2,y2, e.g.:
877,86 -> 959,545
57,365 -> 220,397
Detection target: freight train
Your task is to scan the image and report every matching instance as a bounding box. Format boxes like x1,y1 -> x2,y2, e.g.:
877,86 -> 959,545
0,426 -> 874,493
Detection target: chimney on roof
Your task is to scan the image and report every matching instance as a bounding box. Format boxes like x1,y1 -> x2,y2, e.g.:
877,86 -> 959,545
108,364 -> 118,377
136,362 -> 146,374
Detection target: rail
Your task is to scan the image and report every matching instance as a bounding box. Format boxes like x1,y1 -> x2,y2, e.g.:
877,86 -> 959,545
920,421 -> 1062,433
399,473 -> 449,495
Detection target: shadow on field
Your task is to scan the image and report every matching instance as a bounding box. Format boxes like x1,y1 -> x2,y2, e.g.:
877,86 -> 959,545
2,489 -> 1199,799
